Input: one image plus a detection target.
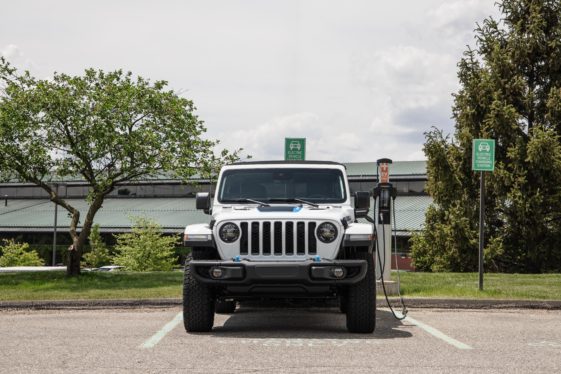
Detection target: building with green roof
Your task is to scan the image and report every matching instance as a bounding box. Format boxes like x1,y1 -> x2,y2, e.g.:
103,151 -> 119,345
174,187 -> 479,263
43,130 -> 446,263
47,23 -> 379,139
0,160 -> 430,263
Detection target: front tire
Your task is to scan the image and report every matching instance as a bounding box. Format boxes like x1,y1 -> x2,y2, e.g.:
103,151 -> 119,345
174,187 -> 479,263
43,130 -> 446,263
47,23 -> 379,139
346,251 -> 376,333
183,255 -> 215,332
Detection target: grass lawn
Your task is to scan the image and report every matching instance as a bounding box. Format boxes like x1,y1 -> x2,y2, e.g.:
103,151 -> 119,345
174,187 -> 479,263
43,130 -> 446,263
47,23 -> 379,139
393,272 -> 561,300
0,271 -> 560,301
0,271 -> 183,301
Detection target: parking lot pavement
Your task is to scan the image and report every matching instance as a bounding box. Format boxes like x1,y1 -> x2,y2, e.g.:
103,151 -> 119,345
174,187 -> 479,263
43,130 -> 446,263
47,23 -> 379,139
0,307 -> 560,373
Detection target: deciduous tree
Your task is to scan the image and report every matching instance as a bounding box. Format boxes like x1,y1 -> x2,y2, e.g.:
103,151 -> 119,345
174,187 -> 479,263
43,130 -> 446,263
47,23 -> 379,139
0,59 -> 239,275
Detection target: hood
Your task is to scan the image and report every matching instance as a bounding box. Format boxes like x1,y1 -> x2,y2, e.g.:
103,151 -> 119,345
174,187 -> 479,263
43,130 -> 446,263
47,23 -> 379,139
212,204 -> 354,223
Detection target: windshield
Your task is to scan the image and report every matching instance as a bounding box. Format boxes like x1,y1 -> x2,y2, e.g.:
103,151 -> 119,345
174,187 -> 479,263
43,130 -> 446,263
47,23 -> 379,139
218,168 -> 347,204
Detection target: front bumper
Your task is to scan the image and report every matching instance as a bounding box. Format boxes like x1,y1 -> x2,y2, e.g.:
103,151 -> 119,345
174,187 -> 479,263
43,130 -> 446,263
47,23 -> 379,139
189,259 -> 367,285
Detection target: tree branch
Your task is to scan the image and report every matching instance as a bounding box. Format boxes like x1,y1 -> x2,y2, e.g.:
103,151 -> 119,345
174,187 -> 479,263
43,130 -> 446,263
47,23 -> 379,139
26,175 -> 81,241
55,114 -> 96,184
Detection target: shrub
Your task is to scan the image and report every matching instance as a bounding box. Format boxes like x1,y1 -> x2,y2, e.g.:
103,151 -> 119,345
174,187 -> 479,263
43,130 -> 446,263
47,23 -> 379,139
0,239 -> 45,267
82,224 -> 112,268
112,217 -> 178,271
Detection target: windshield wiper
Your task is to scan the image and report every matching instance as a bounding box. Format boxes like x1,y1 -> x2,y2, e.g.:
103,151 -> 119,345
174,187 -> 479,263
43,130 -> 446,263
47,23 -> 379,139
268,198 -> 319,208
227,198 -> 270,207
294,198 -> 320,208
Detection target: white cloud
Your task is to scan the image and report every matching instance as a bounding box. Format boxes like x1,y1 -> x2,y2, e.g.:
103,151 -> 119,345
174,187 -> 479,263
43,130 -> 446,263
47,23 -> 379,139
1,44 -> 22,59
354,46 -> 457,111
1,44 -> 35,71
426,0 -> 499,46
350,45 -> 457,147
406,149 -> 427,161
219,42 -> 464,162
0,0 -> 504,163
220,111 -> 425,163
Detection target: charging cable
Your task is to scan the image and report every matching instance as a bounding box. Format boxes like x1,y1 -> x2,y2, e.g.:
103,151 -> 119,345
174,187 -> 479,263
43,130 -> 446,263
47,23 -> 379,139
366,197 -> 408,320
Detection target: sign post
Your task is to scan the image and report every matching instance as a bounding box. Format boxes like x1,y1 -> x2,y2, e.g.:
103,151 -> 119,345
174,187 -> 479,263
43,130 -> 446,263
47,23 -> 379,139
472,139 -> 495,291
52,183 -> 59,266
284,138 -> 306,160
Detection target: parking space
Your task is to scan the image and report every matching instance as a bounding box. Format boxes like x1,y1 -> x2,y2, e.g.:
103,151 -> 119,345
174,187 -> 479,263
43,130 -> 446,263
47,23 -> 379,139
0,307 -> 560,373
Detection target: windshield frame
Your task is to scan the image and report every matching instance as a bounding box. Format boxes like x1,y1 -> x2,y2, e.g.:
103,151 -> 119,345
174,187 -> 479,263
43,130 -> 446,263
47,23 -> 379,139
216,167 -> 348,204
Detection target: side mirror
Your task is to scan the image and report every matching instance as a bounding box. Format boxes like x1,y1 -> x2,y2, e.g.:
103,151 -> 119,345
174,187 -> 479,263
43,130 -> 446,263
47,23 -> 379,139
354,191 -> 370,218
196,192 -> 211,214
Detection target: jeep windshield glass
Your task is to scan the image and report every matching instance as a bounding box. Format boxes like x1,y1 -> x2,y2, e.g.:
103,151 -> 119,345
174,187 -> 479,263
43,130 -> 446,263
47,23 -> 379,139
218,168 -> 347,204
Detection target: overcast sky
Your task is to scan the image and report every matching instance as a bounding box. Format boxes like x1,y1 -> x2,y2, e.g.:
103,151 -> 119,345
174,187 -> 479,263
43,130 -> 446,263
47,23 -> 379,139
1,0 -> 499,162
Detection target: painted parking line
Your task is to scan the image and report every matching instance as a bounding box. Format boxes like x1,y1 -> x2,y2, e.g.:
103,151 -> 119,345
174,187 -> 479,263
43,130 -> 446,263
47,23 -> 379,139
140,312 -> 183,349
396,312 -> 473,350
140,310 -> 472,350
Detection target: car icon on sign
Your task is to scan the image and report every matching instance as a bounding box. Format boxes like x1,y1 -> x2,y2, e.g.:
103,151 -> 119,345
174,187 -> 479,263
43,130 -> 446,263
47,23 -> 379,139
478,142 -> 490,152
289,141 -> 301,151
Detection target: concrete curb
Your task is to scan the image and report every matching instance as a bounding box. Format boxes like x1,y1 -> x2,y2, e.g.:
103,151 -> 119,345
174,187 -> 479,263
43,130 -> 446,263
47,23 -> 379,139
388,298 -> 561,310
1,297 -> 561,310
0,298 -> 181,310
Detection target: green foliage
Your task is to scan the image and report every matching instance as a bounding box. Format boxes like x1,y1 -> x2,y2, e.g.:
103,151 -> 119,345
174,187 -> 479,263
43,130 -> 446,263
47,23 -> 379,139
82,225 -> 112,268
412,0 -> 561,273
0,239 -> 44,267
112,217 -> 178,271
0,271 -> 183,301
392,272 -> 561,300
0,58 -> 241,275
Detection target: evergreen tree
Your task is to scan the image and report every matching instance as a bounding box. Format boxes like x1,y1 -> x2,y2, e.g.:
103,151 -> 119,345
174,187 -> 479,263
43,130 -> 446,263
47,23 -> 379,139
411,0 -> 561,273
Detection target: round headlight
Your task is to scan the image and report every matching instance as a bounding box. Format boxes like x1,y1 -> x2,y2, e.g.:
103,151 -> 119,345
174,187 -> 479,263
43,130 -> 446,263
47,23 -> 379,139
316,222 -> 338,243
219,222 -> 240,243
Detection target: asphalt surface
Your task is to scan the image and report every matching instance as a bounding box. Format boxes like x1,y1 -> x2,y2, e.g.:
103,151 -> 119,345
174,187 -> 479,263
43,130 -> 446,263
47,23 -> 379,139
1,307 -> 560,373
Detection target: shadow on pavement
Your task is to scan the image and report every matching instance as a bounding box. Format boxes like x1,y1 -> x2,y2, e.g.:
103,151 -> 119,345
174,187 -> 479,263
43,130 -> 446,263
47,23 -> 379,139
205,305 -> 413,340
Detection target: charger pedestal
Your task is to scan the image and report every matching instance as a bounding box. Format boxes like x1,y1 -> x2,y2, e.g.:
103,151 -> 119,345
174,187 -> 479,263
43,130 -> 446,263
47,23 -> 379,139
373,158 -> 398,296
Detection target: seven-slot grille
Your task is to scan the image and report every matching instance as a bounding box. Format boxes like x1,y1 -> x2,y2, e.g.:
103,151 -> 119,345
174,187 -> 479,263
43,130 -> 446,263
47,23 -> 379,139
239,221 -> 319,256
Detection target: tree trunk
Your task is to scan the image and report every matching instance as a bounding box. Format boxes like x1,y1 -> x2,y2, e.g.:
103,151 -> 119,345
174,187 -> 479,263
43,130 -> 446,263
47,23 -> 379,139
66,195 -> 105,276
67,243 -> 81,276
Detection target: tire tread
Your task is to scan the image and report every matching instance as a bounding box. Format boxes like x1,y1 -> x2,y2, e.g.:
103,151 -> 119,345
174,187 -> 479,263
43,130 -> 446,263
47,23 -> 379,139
346,251 -> 376,333
183,254 -> 215,332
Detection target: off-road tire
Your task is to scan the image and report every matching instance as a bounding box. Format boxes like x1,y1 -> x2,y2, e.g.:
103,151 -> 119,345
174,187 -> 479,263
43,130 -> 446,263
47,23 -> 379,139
183,254 -> 215,332
346,251 -> 376,333
215,300 -> 236,314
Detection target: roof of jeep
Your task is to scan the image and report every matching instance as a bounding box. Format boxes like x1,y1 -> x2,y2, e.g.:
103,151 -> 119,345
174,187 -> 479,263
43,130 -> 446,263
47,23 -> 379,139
230,160 -> 345,167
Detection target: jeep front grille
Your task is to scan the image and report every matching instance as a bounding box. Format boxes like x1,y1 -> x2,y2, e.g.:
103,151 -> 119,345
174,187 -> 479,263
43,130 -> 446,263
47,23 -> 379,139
239,221 -> 318,256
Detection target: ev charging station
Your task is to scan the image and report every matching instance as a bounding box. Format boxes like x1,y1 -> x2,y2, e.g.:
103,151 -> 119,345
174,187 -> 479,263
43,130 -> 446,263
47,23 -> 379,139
374,158 -> 395,284
368,158 -> 408,318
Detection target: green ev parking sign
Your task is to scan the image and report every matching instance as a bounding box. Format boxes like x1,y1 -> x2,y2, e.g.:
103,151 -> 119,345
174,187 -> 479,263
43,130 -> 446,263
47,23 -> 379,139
473,138 -> 495,291
472,139 -> 495,172
285,138 -> 306,160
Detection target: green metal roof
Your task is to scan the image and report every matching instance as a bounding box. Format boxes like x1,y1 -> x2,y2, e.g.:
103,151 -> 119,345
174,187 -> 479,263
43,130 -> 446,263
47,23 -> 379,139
1,160 -> 427,186
345,160 -> 427,178
0,198 -> 208,233
0,196 -> 431,235
371,195 -> 431,235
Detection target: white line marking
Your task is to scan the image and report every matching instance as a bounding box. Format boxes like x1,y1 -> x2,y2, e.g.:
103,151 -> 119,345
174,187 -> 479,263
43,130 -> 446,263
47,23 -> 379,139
396,312 -> 473,350
140,312 -> 183,349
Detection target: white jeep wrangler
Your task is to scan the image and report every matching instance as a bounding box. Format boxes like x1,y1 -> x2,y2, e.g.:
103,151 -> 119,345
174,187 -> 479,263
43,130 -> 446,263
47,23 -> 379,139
183,161 -> 375,333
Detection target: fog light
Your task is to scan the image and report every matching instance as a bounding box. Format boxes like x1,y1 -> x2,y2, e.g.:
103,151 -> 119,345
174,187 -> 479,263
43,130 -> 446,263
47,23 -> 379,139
210,267 -> 223,279
332,267 -> 345,279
